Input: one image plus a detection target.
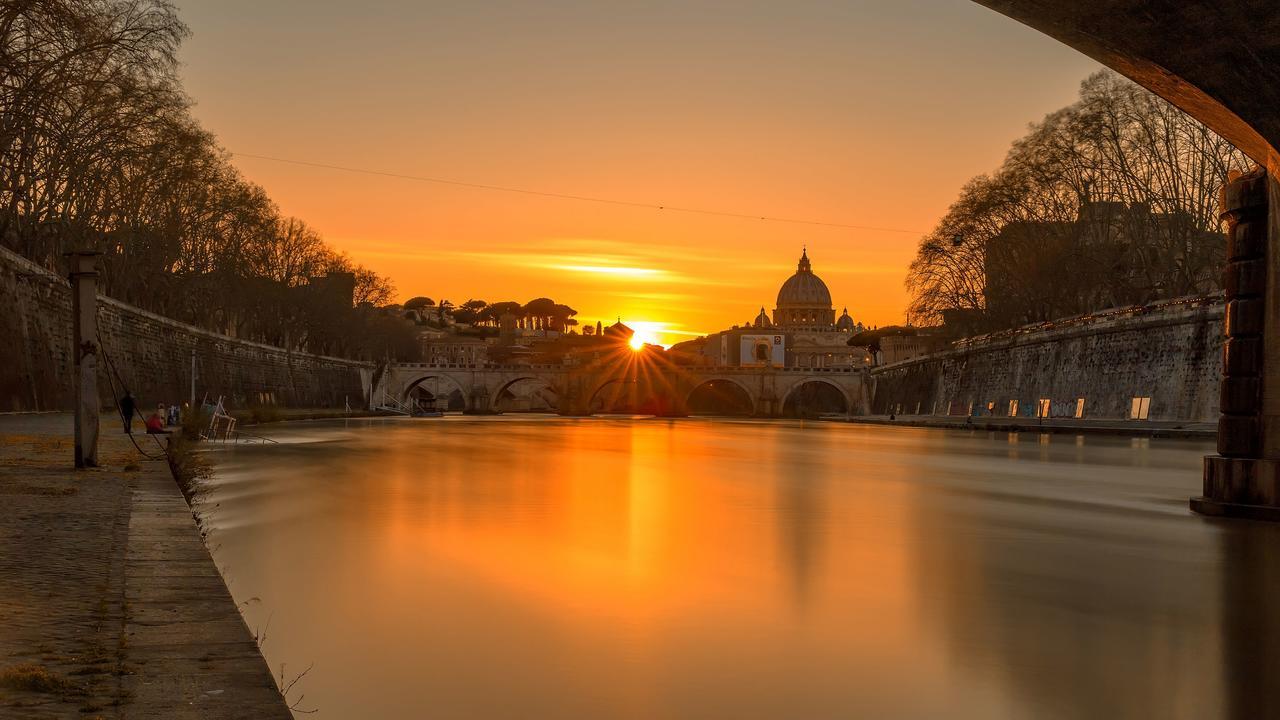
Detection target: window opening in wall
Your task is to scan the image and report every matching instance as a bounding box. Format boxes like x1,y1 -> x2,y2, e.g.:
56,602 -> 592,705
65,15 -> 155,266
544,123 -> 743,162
1074,398 -> 1085,419
1036,398 -> 1051,418
1130,396 -> 1151,420
1008,400 -> 1018,417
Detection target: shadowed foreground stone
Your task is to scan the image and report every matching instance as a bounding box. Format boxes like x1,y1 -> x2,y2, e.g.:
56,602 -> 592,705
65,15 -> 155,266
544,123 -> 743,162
0,414 -> 289,718
119,453 -> 289,718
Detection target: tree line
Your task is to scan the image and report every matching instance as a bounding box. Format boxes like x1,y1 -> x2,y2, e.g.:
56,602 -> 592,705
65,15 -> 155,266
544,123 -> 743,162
906,71 -> 1253,330
402,297 -> 581,332
0,0 -> 409,358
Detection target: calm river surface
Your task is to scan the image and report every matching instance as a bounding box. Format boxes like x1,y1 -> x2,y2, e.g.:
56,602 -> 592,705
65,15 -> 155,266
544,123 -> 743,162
204,416 -> 1280,719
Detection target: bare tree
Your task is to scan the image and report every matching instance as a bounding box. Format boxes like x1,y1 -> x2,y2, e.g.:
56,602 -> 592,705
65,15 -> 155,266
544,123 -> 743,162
907,70 -> 1253,329
0,1 -> 413,359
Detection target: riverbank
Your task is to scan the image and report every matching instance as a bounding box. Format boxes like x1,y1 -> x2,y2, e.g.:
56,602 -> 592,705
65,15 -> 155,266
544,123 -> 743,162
829,414 -> 1216,438
229,406 -> 395,426
0,413 -> 289,718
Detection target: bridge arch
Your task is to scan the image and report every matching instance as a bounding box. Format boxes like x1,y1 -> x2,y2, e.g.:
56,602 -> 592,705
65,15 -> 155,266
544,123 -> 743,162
685,377 -> 755,416
972,2 -> 1278,168
492,376 -> 560,413
403,374 -> 468,412
587,376 -> 649,414
781,378 -> 850,418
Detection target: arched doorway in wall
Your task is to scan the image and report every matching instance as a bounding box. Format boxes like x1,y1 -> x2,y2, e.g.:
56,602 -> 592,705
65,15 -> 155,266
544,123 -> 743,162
404,376 -> 467,413
782,380 -> 849,418
494,377 -> 559,413
687,379 -> 755,417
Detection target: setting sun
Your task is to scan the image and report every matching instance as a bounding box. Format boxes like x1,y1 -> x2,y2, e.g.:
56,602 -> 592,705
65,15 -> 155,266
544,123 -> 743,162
625,321 -> 665,350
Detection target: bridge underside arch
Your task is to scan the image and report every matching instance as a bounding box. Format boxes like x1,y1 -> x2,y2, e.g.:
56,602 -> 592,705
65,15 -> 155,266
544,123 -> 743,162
403,375 -> 467,412
587,377 -> 668,415
687,378 -> 755,417
493,377 -> 559,413
974,1 -> 1279,167
782,380 -> 849,418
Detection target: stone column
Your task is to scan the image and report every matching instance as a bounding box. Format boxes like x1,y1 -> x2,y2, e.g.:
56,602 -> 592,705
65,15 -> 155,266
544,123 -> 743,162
557,374 -> 589,416
465,384 -> 493,415
1194,168 -> 1280,519
655,383 -> 689,418
67,251 -> 101,468
756,370 -> 779,418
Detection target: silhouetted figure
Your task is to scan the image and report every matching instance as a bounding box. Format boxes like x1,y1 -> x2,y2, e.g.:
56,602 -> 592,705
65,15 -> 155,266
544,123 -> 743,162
120,391 -> 136,434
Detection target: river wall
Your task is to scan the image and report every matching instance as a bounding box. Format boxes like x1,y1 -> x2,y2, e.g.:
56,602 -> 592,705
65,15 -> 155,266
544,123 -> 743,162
871,297 -> 1224,422
0,245 -> 372,413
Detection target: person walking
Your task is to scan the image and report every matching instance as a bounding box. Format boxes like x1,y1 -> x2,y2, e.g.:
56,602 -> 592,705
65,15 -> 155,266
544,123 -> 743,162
120,391 -> 136,434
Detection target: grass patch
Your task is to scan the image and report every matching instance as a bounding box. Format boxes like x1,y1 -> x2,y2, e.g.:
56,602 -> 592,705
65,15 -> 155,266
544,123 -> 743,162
180,407 -> 211,441
0,663 -> 75,694
238,404 -> 284,425
166,435 -> 212,507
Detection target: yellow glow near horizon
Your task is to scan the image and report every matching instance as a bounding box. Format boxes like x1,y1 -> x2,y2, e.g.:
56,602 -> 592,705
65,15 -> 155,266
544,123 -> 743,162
627,321 -> 664,350
551,264 -> 668,279
177,1 -> 1101,340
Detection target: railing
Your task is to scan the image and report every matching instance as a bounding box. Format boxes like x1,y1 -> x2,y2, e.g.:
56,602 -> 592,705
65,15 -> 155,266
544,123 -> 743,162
952,294 -> 1223,350
389,362 -> 568,371
374,385 -> 414,415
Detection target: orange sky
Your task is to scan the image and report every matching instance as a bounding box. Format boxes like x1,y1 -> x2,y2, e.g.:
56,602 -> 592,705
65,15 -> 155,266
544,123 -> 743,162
176,0 -> 1098,345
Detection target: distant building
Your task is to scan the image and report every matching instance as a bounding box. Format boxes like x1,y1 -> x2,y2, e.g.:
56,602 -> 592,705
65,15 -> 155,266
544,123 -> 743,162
685,250 -> 872,368
420,334 -> 488,365
603,320 -> 634,342
984,200 -> 1221,326
307,271 -> 355,309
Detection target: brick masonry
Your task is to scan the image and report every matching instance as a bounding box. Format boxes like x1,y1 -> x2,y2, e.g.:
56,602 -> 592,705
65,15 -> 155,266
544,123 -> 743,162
1,245 -> 372,412
871,297 -> 1223,422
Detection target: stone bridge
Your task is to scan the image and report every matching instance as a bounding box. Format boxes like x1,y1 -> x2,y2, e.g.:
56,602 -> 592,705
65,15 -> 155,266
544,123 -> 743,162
375,361 -> 869,417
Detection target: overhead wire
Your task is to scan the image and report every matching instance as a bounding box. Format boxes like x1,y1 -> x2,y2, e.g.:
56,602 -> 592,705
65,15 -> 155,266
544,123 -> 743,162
96,335 -> 169,462
229,152 -> 928,235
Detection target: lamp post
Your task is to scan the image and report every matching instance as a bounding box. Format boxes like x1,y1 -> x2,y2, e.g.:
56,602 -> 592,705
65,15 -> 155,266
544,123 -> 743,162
67,251 -> 101,468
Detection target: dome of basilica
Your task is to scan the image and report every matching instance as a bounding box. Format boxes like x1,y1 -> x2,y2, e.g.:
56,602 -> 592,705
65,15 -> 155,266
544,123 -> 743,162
836,308 -> 855,331
776,249 -> 833,309
753,307 -> 773,328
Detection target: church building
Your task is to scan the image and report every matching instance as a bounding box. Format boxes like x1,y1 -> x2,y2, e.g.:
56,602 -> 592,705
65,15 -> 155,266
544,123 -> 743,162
683,250 -> 872,368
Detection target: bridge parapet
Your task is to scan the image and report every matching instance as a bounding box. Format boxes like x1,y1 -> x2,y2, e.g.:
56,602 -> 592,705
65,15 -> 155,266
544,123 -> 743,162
390,362 -> 570,371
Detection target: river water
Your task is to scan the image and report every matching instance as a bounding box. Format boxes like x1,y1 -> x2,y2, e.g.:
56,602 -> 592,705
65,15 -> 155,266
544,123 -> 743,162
203,416 -> 1280,719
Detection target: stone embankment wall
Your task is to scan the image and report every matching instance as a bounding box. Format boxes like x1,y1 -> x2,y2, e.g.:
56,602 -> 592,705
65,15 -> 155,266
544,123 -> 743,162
871,297 -> 1223,422
1,245 -> 372,413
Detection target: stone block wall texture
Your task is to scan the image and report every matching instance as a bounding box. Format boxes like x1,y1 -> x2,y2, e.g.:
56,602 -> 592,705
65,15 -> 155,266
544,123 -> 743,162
1,245 -> 372,413
871,298 -> 1224,422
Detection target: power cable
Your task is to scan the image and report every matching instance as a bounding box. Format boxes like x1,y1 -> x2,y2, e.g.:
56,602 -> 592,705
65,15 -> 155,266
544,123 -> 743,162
96,336 -> 169,461
230,152 -> 927,235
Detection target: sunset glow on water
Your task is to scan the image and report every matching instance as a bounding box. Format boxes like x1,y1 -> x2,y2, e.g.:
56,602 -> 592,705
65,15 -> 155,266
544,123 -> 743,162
202,417 -> 1263,719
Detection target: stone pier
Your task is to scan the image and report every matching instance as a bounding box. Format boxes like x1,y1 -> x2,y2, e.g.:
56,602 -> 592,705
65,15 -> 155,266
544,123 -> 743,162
1194,169 -> 1280,520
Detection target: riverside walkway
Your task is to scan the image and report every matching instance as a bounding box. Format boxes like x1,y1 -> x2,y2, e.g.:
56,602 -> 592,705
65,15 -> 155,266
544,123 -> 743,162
0,413 -> 288,718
